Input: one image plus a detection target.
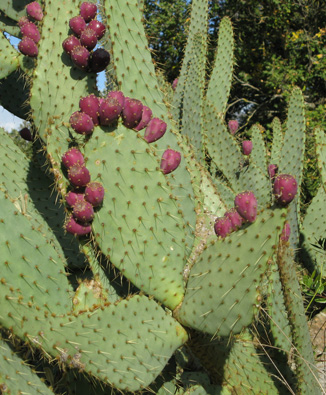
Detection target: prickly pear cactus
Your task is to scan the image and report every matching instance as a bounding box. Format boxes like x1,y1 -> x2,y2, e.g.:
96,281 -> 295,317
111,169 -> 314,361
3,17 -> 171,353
0,0 -> 323,394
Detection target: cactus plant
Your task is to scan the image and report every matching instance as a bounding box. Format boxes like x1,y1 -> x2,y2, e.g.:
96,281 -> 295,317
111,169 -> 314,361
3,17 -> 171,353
0,0 -> 324,393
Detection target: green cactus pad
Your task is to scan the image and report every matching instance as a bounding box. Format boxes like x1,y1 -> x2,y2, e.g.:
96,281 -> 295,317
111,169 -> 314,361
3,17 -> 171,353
270,117 -> 284,166
175,207 -> 286,337
0,0 -> 30,22
83,126 -> 189,309
250,124 -> 268,175
315,126 -> 326,189
0,31 -> 20,79
0,11 -> 20,37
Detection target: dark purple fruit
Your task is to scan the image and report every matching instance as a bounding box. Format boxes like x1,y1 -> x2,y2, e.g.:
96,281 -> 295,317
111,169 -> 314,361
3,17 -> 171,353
65,215 -> 91,236
234,191 -> 257,223
273,174 -> 298,206
160,149 -> 181,174
65,191 -> 85,207
69,111 -> 94,135
242,140 -> 252,156
68,164 -> 91,187
99,97 -> 122,125
85,182 -> 105,207
26,2 -> 43,21
121,97 -> 143,129
80,28 -> 98,50
134,106 -> 152,131
214,217 -> 232,238
88,19 -> 106,39
79,94 -> 100,126
71,45 -> 90,69
18,37 -> 38,57
80,2 -> 97,22
89,48 -> 110,72
69,15 -> 87,37
20,22 -> 40,43
107,91 -> 125,107
72,200 -> 94,223
19,127 -> 33,141
62,35 -> 81,55
62,147 -> 85,168
143,117 -> 167,143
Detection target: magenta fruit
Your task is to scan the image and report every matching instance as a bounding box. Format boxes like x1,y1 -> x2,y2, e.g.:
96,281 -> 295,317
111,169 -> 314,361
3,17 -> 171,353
268,164 -> 278,179
134,106 -> 153,131
89,48 -> 110,73
18,37 -> 38,57
85,182 -> 105,207
79,94 -> 100,126
20,22 -> 41,43
234,191 -> 257,223
65,191 -> 85,207
80,28 -> 98,50
242,140 -> 253,156
214,217 -> 232,238
224,208 -> 245,231
65,215 -> 91,236
71,45 -> 90,69
18,16 -> 29,28
72,200 -> 94,223
88,20 -> 106,39
80,2 -> 97,22
107,91 -> 125,107
69,16 -> 87,37
99,97 -> 122,125
273,174 -> 298,206
160,149 -> 181,174
19,127 -> 32,141
172,78 -> 178,91
68,164 -> 91,187
69,111 -> 94,135
62,147 -> 85,169
122,97 -> 143,129
228,120 -> 238,135
143,118 -> 167,143
62,35 -> 81,56
280,222 -> 291,242
26,2 -> 43,21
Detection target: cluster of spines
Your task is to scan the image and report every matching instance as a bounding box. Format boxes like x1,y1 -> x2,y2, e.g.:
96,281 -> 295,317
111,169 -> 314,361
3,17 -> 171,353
17,2 -> 43,57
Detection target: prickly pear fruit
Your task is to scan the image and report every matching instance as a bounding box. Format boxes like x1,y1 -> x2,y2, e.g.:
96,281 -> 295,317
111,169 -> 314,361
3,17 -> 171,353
71,45 -> 90,69
72,200 -> 94,223
65,191 -> 85,207
18,16 -> 29,28
160,149 -> 181,174
85,182 -> 105,207
79,94 -> 100,126
143,118 -> 167,143
80,28 -> 98,50
172,78 -> 178,91
99,97 -> 122,125
228,120 -> 238,135
214,217 -> 232,238
69,16 -> 87,37
107,91 -> 125,107
69,111 -> 94,135
89,48 -> 110,73
26,2 -> 43,21
80,2 -> 97,22
65,215 -> 91,236
19,127 -> 32,141
224,208 -> 245,231
62,35 -> 81,55
234,191 -> 257,223
18,37 -> 38,57
122,98 -> 143,129
280,222 -> 291,242
134,106 -> 153,131
242,140 -> 253,156
62,148 -> 85,169
273,174 -> 298,206
88,20 -> 106,39
20,22 -> 40,43
268,164 -> 278,179
68,164 -> 91,187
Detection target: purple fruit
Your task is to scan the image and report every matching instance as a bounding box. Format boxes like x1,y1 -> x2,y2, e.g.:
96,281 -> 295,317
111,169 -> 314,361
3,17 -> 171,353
268,164 -> 278,180
273,174 -> 298,206
143,118 -> 167,143
280,222 -> 291,242
68,164 -> 91,187
89,48 -> 110,72
99,97 -> 122,125
224,208 -> 245,231
234,191 -> 257,223
62,147 -> 85,169
71,45 -> 90,69
65,215 -> 92,236
72,200 -> 94,223
107,91 -> 125,107
26,2 -> 43,21
18,37 -> 38,57
172,78 -> 178,91
79,94 -> 100,126
85,182 -> 105,207
122,97 -> 143,129
214,217 -> 232,238
19,127 -> 32,141
88,20 -> 106,39
69,111 -> 94,135
65,191 -> 85,207
228,120 -> 238,135
62,35 -> 81,55
20,22 -> 41,43
242,140 -> 253,156
134,106 -> 153,131
80,2 -> 97,22
160,149 -> 181,175
80,28 -> 98,50
69,16 -> 87,37
18,16 -> 30,28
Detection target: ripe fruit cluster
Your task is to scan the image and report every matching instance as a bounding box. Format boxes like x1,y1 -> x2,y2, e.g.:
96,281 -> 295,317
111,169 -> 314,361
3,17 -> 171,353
62,2 -> 110,72
62,147 -> 105,236
17,2 -> 43,57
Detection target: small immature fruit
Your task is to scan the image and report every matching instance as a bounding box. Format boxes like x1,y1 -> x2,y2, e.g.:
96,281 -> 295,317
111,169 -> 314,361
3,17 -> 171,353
99,97 -> 122,125
234,191 -> 257,223
224,208 -> 245,231
172,78 -> 178,91
122,98 -> 143,129
19,127 -> 32,141
143,118 -> 167,143
88,20 -> 106,39
73,200 -> 94,223
242,140 -> 253,156
18,37 -> 38,57
69,16 -> 87,37
268,164 -> 278,179
26,2 -> 43,21
69,111 -> 94,135
62,147 -> 85,168
273,174 -> 298,206
71,45 -> 90,69
214,217 -> 232,238
89,48 -> 110,72
228,120 -> 238,135
62,35 -> 81,55
160,149 -> 181,174
80,28 -> 98,50
80,2 -> 97,22
20,22 -> 40,43
79,94 -> 100,125
68,164 -> 91,187
65,215 -> 91,236
134,106 -> 153,131
65,191 -> 85,207
85,182 -> 105,207
280,222 -> 291,242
